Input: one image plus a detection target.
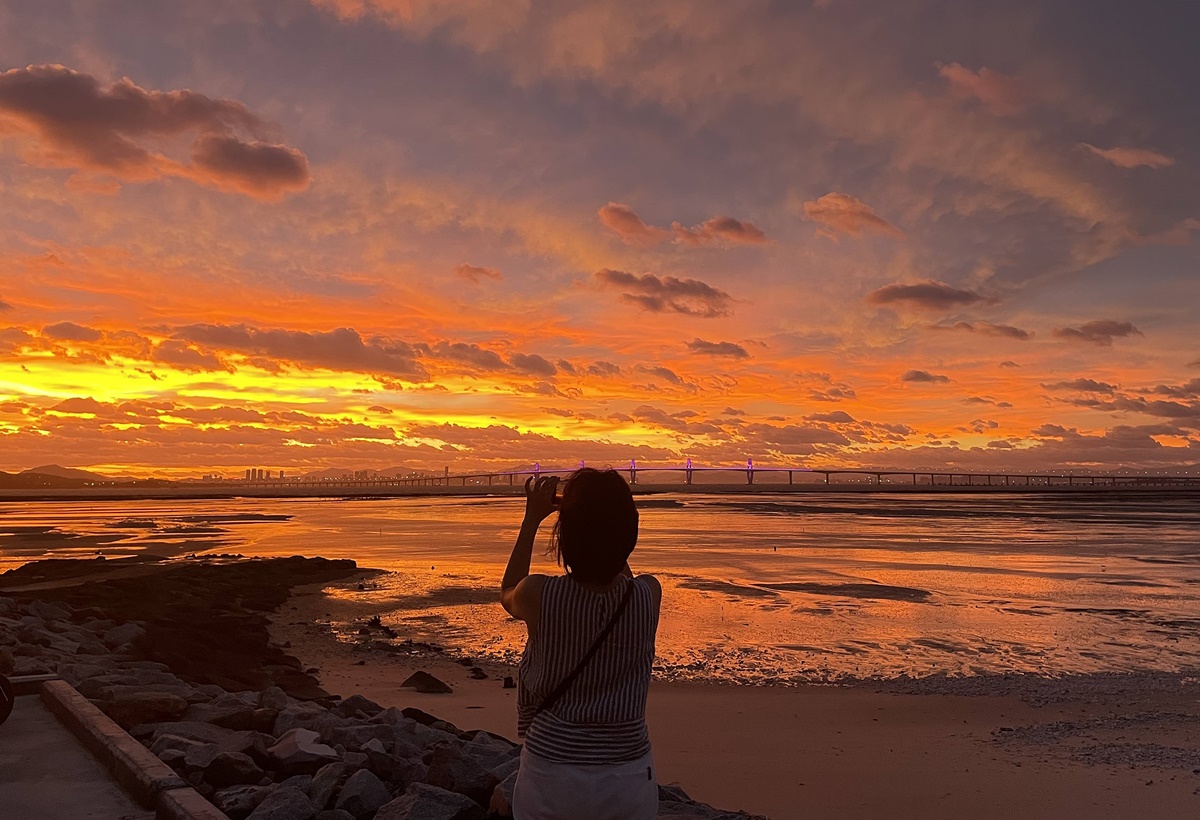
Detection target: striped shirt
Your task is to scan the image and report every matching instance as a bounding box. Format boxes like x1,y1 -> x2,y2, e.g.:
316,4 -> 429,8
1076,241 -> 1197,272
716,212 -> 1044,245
517,574 -> 659,764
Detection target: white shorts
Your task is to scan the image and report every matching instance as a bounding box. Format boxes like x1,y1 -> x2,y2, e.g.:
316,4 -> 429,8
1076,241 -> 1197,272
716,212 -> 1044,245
512,747 -> 658,820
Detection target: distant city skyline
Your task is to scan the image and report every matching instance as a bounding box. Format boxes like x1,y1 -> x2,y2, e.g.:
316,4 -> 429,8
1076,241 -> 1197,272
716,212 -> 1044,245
0,1 -> 1197,477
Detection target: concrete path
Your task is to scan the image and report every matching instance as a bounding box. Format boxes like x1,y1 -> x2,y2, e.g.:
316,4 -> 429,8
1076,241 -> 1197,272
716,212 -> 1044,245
0,694 -> 153,820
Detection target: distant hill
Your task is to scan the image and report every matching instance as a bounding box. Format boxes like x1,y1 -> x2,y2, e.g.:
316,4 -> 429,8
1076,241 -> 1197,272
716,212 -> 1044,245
0,470 -> 87,489
299,467 -> 356,480
21,464 -> 106,481
20,464 -> 135,483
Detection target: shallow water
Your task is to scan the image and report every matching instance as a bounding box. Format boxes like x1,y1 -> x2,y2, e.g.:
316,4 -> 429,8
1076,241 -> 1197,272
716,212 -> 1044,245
2,492 -> 1199,684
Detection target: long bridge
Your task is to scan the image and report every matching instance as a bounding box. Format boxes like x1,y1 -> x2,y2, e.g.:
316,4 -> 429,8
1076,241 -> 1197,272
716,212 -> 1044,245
236,462 -> 1200,491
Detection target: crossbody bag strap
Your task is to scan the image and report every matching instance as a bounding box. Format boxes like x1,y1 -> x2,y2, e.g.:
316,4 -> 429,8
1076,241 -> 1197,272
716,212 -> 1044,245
531,579 -> 636,721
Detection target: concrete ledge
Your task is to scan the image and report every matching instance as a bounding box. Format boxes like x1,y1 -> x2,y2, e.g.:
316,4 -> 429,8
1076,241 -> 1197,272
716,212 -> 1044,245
158,786 -> 232,820
9,673 -> 60,696
40,679 -> 187,807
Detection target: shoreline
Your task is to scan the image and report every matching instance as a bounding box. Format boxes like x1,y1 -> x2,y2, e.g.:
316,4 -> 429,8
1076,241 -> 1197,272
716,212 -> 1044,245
277,573 -> 1200,819
5,483 -> 1200,503
4,554 -> 1199,818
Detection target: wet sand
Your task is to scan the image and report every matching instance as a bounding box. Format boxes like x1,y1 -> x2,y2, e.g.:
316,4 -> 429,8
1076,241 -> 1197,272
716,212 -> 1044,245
272,575 -> 1200,819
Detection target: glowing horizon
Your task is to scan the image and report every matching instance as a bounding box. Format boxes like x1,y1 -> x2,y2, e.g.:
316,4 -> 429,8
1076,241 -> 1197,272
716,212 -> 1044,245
1,1 -> 1198,478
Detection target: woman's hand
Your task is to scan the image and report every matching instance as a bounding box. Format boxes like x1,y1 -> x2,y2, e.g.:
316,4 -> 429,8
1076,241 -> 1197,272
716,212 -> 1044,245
523,475 -> 560,524
503,476 -> 558,615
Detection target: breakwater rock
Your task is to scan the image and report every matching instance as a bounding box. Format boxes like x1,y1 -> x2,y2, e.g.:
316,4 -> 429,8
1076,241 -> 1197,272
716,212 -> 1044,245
1,556 -> 767,819
2,555 -> 363,697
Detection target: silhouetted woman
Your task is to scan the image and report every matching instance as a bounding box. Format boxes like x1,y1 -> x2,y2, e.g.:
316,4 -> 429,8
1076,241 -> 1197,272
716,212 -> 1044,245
501,468 -> 662,820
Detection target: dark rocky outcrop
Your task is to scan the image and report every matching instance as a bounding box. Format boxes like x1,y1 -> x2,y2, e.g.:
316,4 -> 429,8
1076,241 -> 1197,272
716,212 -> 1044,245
334,768 -> 391,818
400,670 -> 453,694
376,783 -> 486,820
245,786 -> 316,820
2,555 -> 769,819
2,555 -> 362,699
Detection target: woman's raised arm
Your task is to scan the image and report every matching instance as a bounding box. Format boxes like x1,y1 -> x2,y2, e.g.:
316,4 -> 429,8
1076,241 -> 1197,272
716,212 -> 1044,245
500,475 -> 558,620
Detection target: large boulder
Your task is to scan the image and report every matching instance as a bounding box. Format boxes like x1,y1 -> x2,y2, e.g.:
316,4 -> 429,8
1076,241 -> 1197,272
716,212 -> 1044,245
275,703 -> 342,737
102,621 -> 147,649
200,750 -> 265,788
17,622 -> 57,647
258,686 -> 290,711
246,786 -> 316,820
392,719 -> 458,752
307,762 -> 346,811
399,671 -> 452,694
332,694 -> 384,719
424,743 -> 500,807
375,783 -> 486,820
488,770 -> 517,818
327,723 -> 394,751
184,692 -> 273,730
267,728 -> 341,775
151,733 -> 209,759
92,681 -> 202,704
152,735 -> 264,787
214,784 -> 271,820
278,774 -> 314,792
334,769 -> 392,819
151,721 -> 237,746
54,661 -> 113,686
489,756 -> 519,784
27,600 -> 72,622
106,692 -> 189,728
461,732 -> 518,771
0,646 -> 14,675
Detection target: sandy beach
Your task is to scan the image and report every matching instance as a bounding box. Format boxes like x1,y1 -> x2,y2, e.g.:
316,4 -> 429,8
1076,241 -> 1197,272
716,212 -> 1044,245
273,574 -> 1200,819
4,550 -> 1199,818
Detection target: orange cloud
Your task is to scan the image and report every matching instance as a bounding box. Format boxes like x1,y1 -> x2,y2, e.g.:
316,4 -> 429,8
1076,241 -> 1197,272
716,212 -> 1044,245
1080,144 -> 1175,169
932,321 -> 1031,340
901,369 -> 952,384
454,263 -> 503,283
937,63 -> 1028,115
867,281 -> 983,310
802,192 -> 901,240
187,135 -> 310,199
594,269 -> 733,317
686,339 -> 750,359
0,65 -> 309,199
171,324 -> 427,378
598,202 -> 667,245
151,340 -> 231,373
672,216 -> 767,246
599,202 -> 766,247
41,321 -> 102,342
1052,320 -> 1143,346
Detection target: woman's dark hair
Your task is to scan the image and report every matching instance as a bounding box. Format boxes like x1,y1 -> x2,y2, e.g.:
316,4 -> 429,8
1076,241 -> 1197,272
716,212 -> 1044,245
550,468 -> 639,584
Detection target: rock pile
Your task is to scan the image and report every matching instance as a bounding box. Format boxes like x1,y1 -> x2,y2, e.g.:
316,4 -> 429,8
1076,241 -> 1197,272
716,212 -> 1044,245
1,557 -> 768,819
1,555 -> 363,697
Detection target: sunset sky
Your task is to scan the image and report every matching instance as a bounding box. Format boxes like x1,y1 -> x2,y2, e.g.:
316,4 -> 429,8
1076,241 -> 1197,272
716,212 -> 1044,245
1,0 -> 1198,477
